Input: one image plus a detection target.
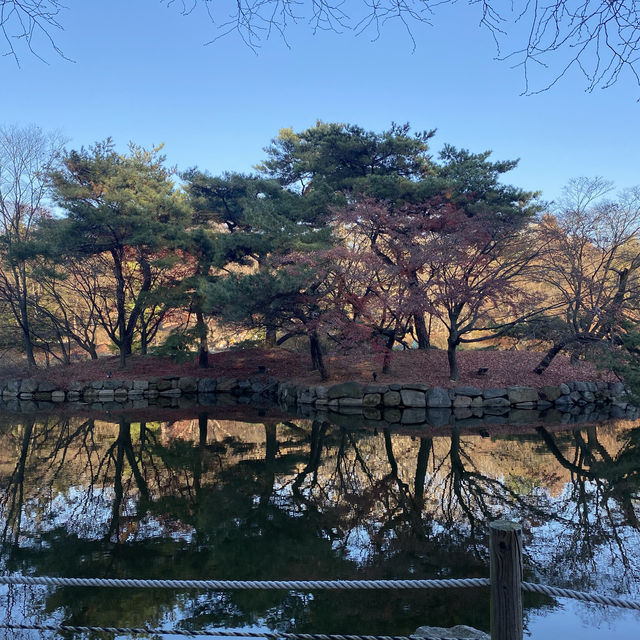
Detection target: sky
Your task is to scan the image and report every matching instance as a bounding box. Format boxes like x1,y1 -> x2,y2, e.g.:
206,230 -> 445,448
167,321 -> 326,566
1,0 -> 638,205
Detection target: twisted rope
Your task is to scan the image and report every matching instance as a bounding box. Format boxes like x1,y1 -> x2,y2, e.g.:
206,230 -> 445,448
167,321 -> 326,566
2,574 -> 639,611
0,575 -> 490,590
0,624 -> 477,640
522,582 -> 640,611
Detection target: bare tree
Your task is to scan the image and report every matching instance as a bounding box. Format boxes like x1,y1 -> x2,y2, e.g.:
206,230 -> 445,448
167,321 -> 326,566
0,124 -> 65,366
165,0 -> 640,93
5,1 -> 640,93
0,0 -> 66,63
534,177 -> 640,373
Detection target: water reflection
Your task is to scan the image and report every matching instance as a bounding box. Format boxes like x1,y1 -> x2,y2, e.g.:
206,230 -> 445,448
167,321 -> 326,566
0,412 -> 638,638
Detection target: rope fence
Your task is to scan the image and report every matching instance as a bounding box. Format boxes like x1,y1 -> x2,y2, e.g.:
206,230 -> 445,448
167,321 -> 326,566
1,521 -> 639,639
1,575 -> 639,611
0,576 -> 490,591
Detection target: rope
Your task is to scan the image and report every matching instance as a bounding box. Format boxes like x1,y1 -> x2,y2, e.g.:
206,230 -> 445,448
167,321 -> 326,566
2,574 -> 639,611
0,575 -> 491,591
0,624 -> 478,640
522,582 -> 640,611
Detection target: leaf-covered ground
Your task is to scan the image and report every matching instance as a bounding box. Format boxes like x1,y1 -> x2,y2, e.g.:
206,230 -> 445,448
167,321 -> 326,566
0,347 -> 617,389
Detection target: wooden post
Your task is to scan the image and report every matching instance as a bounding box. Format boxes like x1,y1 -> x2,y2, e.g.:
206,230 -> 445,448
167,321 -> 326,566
490,520 -> 523,640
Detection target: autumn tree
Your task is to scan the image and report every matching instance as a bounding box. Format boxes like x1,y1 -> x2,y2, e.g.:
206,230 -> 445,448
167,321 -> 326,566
329,193 -> 543,380
48,140 -> 189,368
259,121 -> 440,347
533,178 -> 640,374
322,143 -> 540,356
426,207 -> 545,381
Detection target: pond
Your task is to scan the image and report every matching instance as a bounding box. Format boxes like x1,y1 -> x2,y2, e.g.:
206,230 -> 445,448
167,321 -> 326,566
0,406 -> 639,639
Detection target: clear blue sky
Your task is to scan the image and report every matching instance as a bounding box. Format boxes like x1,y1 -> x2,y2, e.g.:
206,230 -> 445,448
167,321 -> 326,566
2,0 -> 638,204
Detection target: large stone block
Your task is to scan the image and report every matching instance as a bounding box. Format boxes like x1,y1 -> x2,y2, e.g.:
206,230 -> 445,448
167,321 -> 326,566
455,386 -> 482,397
482,388 -> 507,399
197,377 -> 216,393
427,387 -> 451,408
20,379 -> 38,393
298,390 -> 315,404
327,381 -> 363,399
363,393 -> 382,407
400,388 -> 426,407
363,384 -> 389,394
507,386 -> 538,404
383,390 -> 402,406
156,378 -> 173,391
403,382 -> 428,391
178,377 -> 198,393
483,396 -> 510,407
216,377 -> 238,392
539,385 -> 562,402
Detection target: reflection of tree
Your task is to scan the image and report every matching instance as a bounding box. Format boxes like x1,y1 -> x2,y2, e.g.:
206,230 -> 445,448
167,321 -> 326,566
531,425 -> 640,592
0,419 -> 34,548
0,414 -> 639,635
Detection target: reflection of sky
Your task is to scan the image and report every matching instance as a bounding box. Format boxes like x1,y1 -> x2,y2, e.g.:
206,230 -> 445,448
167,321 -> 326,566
526,599 -> 640,640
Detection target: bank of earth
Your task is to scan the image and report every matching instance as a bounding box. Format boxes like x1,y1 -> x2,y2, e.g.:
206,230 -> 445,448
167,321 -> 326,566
0,349 -> 632,420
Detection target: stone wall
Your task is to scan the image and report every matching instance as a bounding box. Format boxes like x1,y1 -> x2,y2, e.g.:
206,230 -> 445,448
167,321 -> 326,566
0,375 -> 635,422
278,379 -> 638,423
0,375 -> 279,412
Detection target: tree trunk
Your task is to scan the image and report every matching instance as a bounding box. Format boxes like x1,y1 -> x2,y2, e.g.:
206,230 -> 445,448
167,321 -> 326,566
18,295 -> 36,367
265,327 -> 277,348
447,338 -> 459,381
309,331 -> 328,381
112,252 -> 127,369
196,310 -> 209,368
382,330 -> 395,374
534,339 -> 571,375
413,312 -> 430,349
140,323 -> 148,355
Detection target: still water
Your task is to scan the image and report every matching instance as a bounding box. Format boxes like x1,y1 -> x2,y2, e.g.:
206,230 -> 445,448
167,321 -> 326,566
0,408 -> 638,639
